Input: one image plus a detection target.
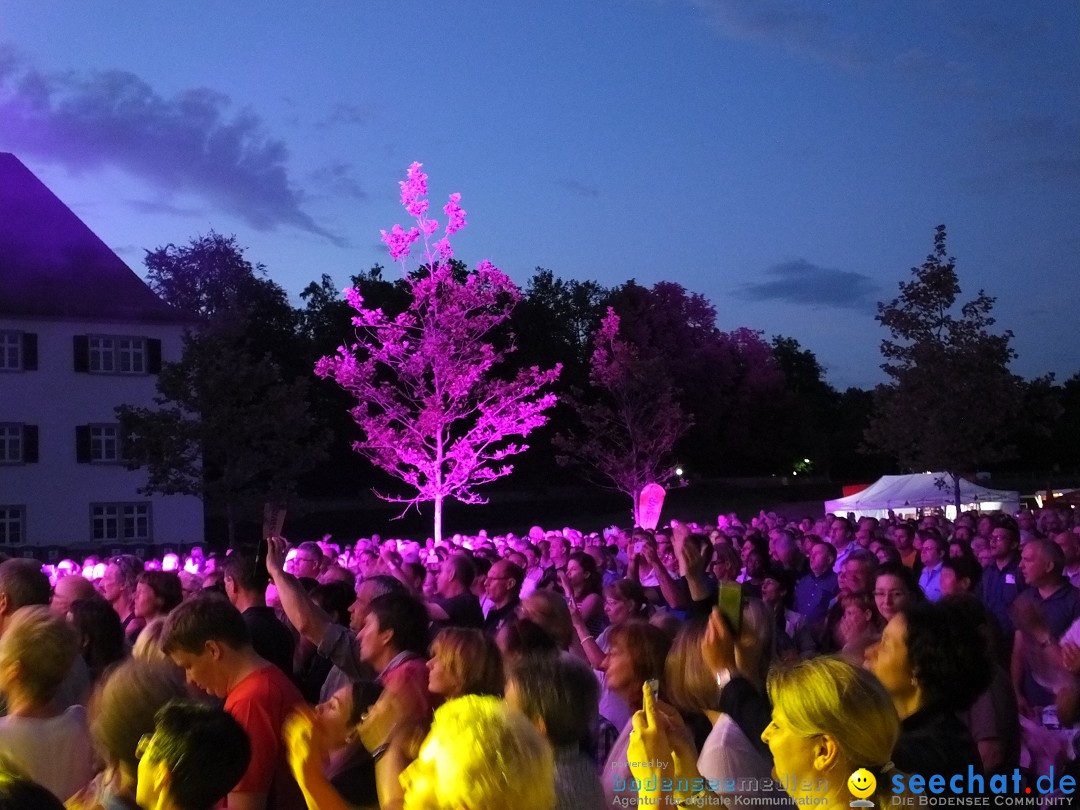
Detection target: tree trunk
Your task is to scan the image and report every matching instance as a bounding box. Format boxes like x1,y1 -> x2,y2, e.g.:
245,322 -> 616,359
631,488 -> 640,528
434,495 -> 443,545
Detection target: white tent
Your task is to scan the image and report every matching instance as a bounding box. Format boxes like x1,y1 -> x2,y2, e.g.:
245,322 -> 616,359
824,473 -> 1020,520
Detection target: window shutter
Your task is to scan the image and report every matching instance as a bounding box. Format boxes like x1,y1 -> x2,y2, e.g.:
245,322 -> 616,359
73,336 -> 89,372
75,425 -> 91,463
147,338 -> 162,373
22,334 -> 38,371
23,425 -> 39,463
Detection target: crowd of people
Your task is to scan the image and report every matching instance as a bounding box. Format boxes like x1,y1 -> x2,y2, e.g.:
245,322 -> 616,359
1,505 -> 1080,809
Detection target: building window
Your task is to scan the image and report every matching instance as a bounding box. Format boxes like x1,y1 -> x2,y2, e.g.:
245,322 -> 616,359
91,503 -> 152,542
89,336 -> 145,373
0,332 -> 36,372
0,425 -> 37,464
0,506 -> 25,545
91,425 -> 120,463
0,425 -> 21,463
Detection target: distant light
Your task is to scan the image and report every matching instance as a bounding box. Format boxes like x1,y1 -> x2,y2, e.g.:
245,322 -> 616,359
675,467 -> 684,476
803,458 -> 811,464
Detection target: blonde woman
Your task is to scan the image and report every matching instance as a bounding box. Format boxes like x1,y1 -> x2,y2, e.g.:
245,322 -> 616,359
426,627 -> 503,699
763,657 -> 900,808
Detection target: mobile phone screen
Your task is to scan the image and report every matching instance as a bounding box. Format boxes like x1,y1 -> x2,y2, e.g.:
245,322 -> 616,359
716,582 -> 743,635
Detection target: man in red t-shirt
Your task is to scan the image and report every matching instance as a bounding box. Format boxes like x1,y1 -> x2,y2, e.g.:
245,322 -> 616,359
162,594 -> 305,810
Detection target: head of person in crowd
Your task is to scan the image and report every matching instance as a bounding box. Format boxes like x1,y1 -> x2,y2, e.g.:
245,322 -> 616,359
829,517 -> 854,550
506,653 -> 599,754
83,660 -> 188,808
427,627 -> 504,699
310,580 -> 357,628
136,700 -> 251,810
289,541 -> 325,580
134,571 -> 183,623
348,573 -> 407,635
866,599 -> 992,721
837,549 -> 877,597
0,772 -> 66,810
0,605 -> 77,713
160,594 -> 255,698
892,523 -> 916,554
0,558 -> 50,636
484,560 -> 523,610
519,589 -> 574,649
67,595 -> 126,683
988,524 -> 1020,565
49,574 -> 97,617
663,615 -> 720,716
98,554 -> 144,613
604,579 -> 649,625
761,566 -> 796,612
220,551 -> 270,613
399,695 -> 554,810
564,551 -> 602,599
313,680 -> 384,751
870,540 -> 901,567
940,554 -> 982,597
872,563 -> 923,624
602,619 -> 672,711
1053,530 -> 1080,571
807,540 -> 837,578
177,571 -> 202,601
837,592 -> 882,649
918,531 -> 947,571
772,530 -> 804,569
764,656 -> 899,808
710,542 -> 743,583
358,592 -> 430,674
1018,538 -> 1065,591
494,617 -> 557,666
435,554 -> 475,599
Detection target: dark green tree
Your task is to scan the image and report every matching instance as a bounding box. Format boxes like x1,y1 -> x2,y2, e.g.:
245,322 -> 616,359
120,234 -> 327,544
865,225 -> 1022,510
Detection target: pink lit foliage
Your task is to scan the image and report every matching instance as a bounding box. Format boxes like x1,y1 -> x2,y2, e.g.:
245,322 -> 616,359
316,163 -> 561,542
554,308 -> 691,525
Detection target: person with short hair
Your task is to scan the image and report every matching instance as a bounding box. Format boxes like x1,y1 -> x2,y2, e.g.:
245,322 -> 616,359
222,551 -> 296,679
97,555 -> 145,644
0,606 -> 96,801
482,559 -> 522,636
49,574 -> 97,618
162,595 -> 305,810
427,554 -> 483,630
135,700 -> 252,810
289,542 -> 324,581
133,571 -> 183,628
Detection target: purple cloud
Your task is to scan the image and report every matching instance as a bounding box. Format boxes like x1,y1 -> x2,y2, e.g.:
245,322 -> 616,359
0,48 -> 342,243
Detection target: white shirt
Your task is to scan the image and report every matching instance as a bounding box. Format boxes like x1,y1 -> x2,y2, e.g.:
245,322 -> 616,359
0,705 -> 96,801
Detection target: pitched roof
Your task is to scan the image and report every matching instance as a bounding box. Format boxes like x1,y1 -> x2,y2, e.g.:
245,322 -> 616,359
0,153 -> 189,323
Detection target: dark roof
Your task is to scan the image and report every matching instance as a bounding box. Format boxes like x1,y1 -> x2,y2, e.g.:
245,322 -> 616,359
0,153 -> 190,323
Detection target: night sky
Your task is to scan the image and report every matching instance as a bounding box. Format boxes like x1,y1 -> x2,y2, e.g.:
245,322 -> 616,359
2,1 -> 1077,389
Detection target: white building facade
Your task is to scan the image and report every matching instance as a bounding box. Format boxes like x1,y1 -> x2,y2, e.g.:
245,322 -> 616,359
0,153 -> 204,554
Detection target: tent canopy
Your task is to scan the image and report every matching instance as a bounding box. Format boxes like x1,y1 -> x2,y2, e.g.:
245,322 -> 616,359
824,473 -> 1020,520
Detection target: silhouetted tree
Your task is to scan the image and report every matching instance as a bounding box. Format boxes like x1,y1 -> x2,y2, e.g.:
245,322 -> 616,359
865,225 -> 1021,510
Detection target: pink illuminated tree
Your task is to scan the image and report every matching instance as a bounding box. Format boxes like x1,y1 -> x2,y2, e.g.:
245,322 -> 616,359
315,163 -> 561,542
554,308 -> 691,524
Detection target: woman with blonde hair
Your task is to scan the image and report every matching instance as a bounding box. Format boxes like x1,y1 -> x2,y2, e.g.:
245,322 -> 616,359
764,657 -> 899,808
427,627 -> 503,699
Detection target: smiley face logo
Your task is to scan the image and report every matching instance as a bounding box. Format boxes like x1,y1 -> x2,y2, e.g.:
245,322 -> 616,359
848,768 -> 876,799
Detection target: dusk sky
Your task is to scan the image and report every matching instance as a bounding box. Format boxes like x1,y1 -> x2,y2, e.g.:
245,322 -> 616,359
2,1 -> 1077,389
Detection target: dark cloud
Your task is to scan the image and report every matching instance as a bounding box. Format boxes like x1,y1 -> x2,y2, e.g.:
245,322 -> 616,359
735,259 -> 882,310
682,0 -> 872,69
556,178 -> 600,198
964,115 -> 1080,192
308,162 -> 366,201
0,48 -> 341,243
